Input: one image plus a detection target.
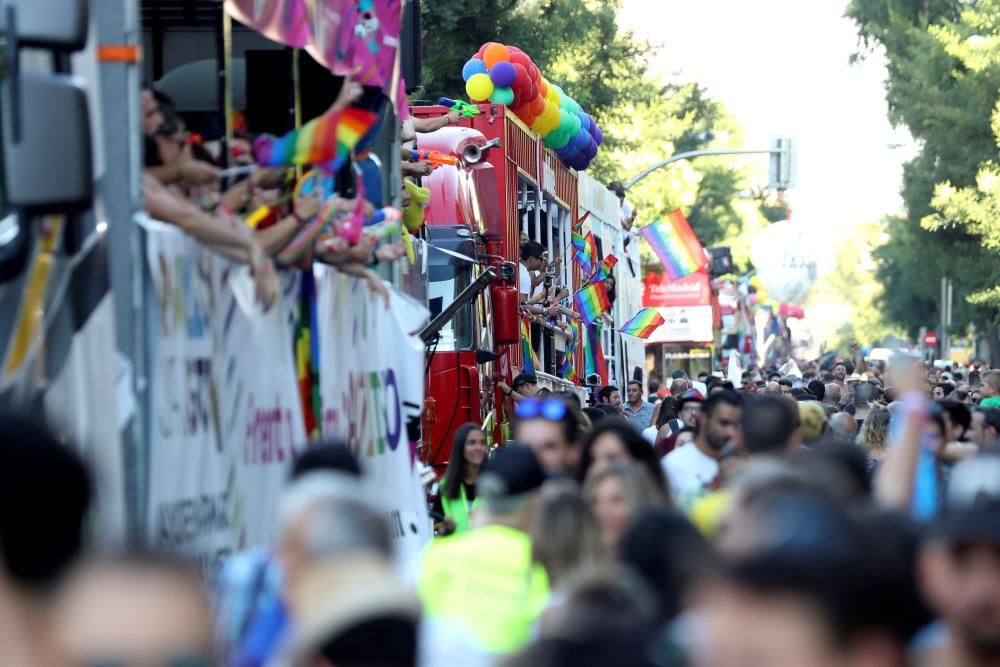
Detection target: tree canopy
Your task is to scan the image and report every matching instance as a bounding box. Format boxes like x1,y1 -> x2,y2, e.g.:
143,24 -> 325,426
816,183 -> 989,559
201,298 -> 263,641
847,0 -> 1000,357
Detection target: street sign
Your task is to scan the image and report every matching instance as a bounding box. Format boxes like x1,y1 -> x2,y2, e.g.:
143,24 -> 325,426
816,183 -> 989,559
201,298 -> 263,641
924,331 -> 939,348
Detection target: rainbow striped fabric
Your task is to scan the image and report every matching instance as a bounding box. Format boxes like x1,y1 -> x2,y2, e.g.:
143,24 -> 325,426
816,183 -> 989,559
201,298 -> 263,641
560,320 -> 580,383
574,281 -> 612,325
583,323 -> 607,383
593,254 -> 618,281
520,318 -> 540,374
254,107 -> 378,170
619,307 -> 666,339
639,209 -> 706,281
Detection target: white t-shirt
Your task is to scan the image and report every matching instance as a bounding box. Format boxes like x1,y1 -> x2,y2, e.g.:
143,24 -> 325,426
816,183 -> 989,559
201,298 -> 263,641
661,443 -> 720,511
519,262 -> 542,299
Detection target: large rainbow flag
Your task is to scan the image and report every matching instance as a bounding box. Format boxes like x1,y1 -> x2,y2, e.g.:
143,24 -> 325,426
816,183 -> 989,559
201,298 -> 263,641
520,318 -> 540,375
254,106 -> 378,170
583,323 -> 607,384
619,307 -> 666,339
639,209 -> 706,281
574,281 -> 612,325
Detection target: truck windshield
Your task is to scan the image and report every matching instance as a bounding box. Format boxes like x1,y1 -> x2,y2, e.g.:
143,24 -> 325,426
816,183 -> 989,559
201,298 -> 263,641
427,264 -> 475,351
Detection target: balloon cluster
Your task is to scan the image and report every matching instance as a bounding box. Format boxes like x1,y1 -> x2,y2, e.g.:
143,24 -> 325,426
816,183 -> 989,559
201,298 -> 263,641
462,42 -> 603,171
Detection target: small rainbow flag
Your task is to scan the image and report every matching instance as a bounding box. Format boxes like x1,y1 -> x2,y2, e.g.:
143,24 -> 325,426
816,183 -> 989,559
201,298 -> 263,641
574,281 -> 612,325
520,318 -> 540,375
619,307 -> 666,339
639,209 -> 706,281
574,211 -> 590,232
571,230 -> 589,271
254,107 -> 379,171
592,254 -> 618,281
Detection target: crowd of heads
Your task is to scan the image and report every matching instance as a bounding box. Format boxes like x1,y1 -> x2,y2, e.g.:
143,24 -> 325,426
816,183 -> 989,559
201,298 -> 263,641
8,353 -> 1000,667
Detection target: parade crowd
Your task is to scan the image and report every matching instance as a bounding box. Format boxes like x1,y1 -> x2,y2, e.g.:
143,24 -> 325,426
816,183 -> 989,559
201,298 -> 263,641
4,349 -> 1000,667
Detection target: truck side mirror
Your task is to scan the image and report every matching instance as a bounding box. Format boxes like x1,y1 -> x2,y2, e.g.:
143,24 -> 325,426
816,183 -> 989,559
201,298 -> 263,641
1,0 -> 88,51
2,73 -> 93,213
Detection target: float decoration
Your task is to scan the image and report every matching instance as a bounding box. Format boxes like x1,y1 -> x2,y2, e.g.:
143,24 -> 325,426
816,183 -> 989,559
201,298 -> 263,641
461,42 -> 603,171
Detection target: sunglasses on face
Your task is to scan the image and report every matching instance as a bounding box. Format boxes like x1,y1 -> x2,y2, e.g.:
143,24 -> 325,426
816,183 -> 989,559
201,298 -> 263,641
515,399 -> 569,421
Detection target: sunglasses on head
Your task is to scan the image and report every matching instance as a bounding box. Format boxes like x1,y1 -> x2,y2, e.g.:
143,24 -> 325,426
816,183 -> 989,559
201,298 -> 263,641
515,398 -> 569,421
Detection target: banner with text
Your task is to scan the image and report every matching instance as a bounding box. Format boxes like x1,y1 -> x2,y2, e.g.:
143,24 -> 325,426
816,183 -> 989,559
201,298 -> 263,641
144,221 -> 306,576
316,266 -> 432,564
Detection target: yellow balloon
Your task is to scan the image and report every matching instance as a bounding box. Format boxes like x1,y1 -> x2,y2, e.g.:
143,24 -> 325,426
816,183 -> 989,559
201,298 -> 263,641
546,88 -> 560,108
466,73 -> 494,102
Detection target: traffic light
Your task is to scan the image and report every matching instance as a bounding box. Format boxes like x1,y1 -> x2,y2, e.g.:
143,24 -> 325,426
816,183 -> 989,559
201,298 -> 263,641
769,137 -> 796,191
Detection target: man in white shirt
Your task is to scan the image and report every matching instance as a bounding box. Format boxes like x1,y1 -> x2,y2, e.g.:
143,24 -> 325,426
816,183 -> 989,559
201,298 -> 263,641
662,391 -> 742,511
518,241 -> 546,304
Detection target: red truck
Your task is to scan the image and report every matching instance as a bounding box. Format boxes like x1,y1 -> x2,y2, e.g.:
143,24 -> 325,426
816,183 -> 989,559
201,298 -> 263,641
411,102 -> 582,471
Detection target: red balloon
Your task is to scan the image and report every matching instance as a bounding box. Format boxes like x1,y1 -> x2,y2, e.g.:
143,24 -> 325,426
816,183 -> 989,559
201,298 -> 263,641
509,52 -> 532,70
528,83 -> 539,101
528,63 -> 540,81
511,63 -> 529,86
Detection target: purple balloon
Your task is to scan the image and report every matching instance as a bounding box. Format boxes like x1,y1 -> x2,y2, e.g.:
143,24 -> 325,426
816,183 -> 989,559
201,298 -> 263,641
594,126 -> 604,146
489,61 -> 517,88
583,137 -> 598,160
572,129 -> 591,152
556,144 -> 578,161
569,153 -> 589,171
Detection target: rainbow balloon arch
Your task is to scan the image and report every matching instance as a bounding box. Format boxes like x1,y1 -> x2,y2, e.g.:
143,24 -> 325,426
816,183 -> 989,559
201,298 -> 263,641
461,42 -> 603,171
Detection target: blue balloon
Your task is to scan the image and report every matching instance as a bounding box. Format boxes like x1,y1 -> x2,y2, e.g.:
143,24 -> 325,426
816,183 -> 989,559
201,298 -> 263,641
462,58 -> 488,82
579,113 -> 591,132
572,129 -> 590,152
489,61 -> 517,88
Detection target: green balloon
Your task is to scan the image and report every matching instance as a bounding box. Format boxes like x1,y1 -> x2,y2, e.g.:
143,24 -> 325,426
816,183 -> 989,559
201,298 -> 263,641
489,86 -> 515,105
547,128 -> 571,149
558,111 -> 575,135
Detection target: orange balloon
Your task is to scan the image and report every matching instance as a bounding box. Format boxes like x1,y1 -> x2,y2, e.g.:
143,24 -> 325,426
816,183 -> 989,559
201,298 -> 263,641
530,95 -> 546,115
483,43 -> 511,69
538,78 -> 548,98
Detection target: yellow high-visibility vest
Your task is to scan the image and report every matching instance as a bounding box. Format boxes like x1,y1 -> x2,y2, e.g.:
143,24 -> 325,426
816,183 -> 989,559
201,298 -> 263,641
418,524 -> 549,654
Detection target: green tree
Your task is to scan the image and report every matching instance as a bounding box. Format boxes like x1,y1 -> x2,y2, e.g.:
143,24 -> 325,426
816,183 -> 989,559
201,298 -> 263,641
847,0 -> 1000,359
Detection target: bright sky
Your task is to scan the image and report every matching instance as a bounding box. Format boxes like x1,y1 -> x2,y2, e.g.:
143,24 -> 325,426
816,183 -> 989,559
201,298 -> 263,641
618,0 -> 917,238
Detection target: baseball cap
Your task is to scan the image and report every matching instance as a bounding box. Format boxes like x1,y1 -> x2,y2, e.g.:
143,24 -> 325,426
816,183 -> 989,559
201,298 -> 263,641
478,444 -> 547,501
512,373 -> 538,392
929,454 -> 1000,544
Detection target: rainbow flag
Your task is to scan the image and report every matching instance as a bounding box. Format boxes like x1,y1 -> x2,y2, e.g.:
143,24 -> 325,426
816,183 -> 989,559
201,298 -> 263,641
574,211 -> 590,232
254,106 -> 378,170
639,209 -> 706,281
574,281 -> 612,324
520,318 -> 540,375
584,232 -> 599,269
583,323 -> 607,383
560,320 -> 580,382
592,254 -> 618,281
571,230 -> 589,271
619,307 -> 666,339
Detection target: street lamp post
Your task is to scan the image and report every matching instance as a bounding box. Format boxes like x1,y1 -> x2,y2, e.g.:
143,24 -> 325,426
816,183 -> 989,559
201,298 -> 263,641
625,138 -> 796,191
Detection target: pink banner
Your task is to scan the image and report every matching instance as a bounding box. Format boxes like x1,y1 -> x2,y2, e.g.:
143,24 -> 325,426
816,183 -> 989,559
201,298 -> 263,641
222,0 -> 401,91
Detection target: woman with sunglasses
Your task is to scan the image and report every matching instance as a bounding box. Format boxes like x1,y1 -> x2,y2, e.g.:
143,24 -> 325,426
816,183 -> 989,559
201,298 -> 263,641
433,424 -> 488,536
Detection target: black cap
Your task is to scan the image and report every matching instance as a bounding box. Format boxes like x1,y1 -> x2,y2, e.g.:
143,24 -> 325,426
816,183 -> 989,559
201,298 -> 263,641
672,370 -> 687,379
929,454 -> 1000,544
512,373 -> 538,392
479,444 -> 546,500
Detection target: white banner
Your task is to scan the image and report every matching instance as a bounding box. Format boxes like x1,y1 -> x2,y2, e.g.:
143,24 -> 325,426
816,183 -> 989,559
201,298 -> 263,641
145,221 -> 305,576
647,305 -> 714,344
144,223 -> 431,574
316,266 -> 432,564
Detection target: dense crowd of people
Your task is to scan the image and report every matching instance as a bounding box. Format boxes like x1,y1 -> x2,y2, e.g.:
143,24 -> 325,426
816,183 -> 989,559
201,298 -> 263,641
4,350 -> 1000,667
